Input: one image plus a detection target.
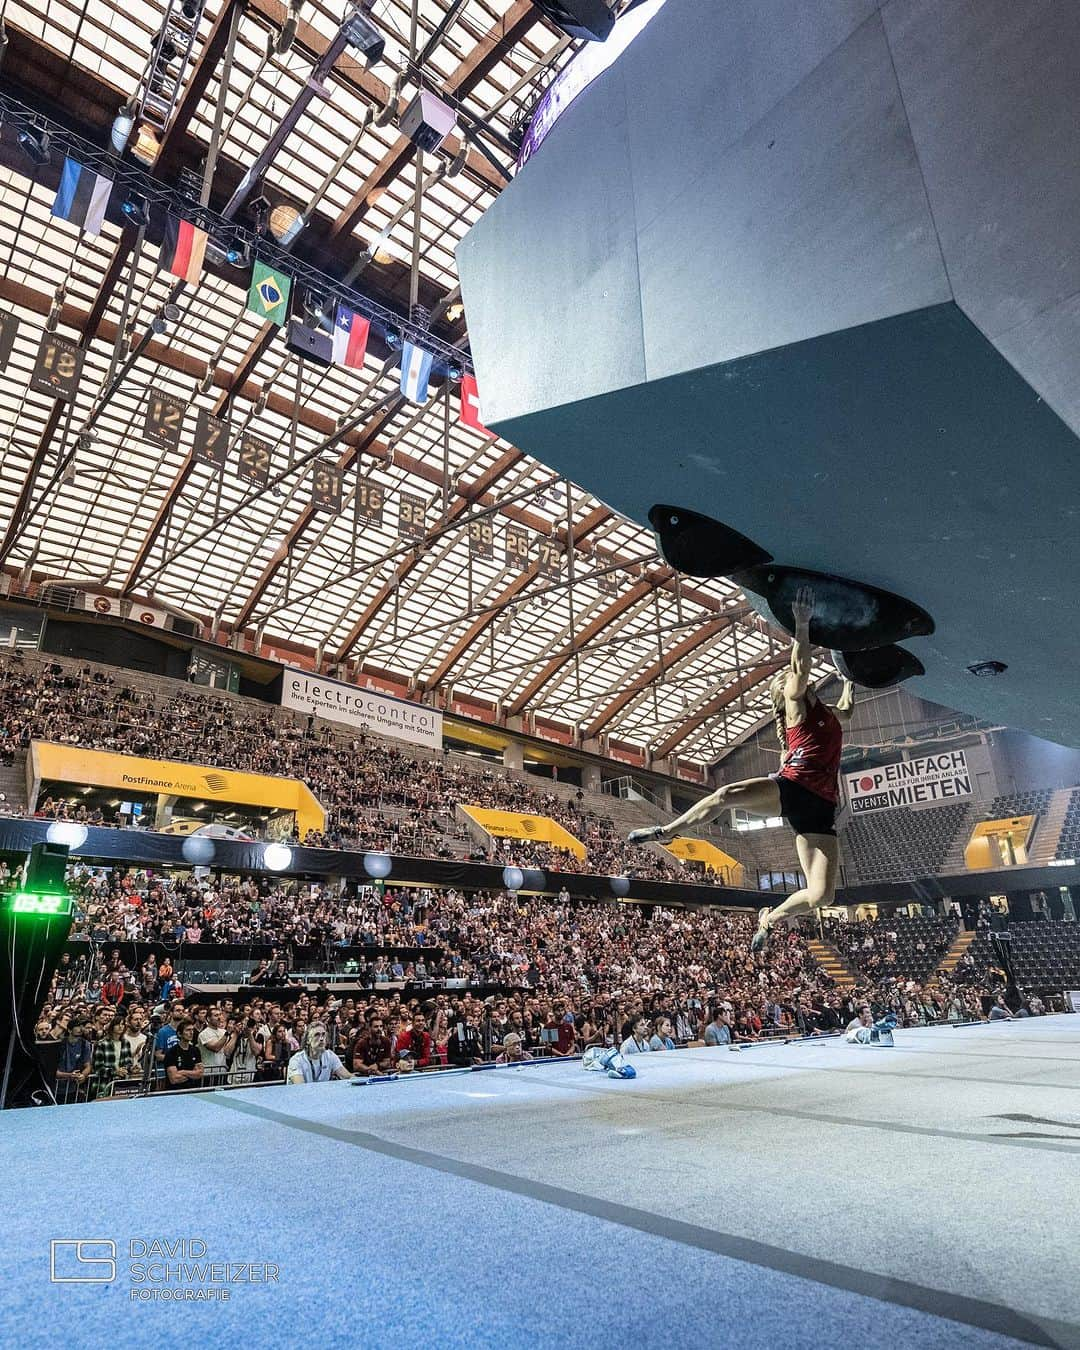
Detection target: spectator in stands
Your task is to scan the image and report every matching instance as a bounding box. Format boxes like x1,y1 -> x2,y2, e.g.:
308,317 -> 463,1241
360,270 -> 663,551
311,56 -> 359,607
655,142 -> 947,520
989,995 -> 1014,1021
54,1014 -> 93,1097
153,1003 -> 183,1080
349,1016 -> 394,1075
447,1013 -> 483,1066
197,1009 -> 236,1083
495,1032 -> 532,1064
703,1007 -> 732,1046
649,1016 -> 676,1051
91,1014 -> 133,1096
286,1023 -> 352,1083
163,1021 -> 204,1089
394,1012 -> 433,1071
620,1017 -> 652,1055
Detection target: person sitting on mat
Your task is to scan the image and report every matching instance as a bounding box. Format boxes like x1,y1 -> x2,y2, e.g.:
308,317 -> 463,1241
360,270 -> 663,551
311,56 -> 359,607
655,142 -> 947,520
628,587 -> 854,952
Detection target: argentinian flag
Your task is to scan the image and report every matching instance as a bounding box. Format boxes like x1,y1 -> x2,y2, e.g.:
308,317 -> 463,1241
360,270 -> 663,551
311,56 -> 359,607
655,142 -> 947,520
399,339 -> 434,405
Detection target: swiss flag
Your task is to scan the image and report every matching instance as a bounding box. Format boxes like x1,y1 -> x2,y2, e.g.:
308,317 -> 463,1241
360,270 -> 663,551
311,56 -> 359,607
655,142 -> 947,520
460,373 -> 493,437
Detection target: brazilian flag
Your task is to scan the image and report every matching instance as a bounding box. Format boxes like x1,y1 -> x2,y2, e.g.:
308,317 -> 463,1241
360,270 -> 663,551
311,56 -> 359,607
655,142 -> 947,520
247,260 -> 292,326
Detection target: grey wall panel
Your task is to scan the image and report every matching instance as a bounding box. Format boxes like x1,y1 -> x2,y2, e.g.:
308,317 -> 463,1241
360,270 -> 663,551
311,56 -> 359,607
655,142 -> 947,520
636,13 -> 949,380
620,0 -> 883,237
991,292 -> 1080,432
498,304 -> 1080,746
883,0 -> 1080,340
455,69 -> 645,428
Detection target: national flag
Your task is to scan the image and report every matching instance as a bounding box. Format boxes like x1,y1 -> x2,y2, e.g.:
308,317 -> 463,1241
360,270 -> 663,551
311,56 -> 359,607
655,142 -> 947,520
332,303 -> 370,370
51,157 -> 112,237
247,260 -> 292,326
399,339 -> 433,405
160,215 -> 208,286
460,372 -> 493,437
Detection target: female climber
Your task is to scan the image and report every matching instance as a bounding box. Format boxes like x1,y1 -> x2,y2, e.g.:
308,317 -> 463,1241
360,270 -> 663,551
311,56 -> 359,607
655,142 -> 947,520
628,587 -> 855,951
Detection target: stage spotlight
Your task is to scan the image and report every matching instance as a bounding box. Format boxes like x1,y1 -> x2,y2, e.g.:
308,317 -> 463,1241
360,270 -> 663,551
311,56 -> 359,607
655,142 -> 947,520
46,820 -> 88,850
16,122 -> 51,167
343,8 -> 385,66
445,302 -> 464,323
224,239 -> 250,267
445,143 -> 468,178
163,302 -> 181,322
274,5 -> 299,55
249,196 -> 270,235
181,0 -> 200,18
363,852 -> 392,879
609,876 -> 630,898
121,193 -> 150,227
181,835 -> 215,866
502,866 -> 524,892
262,841 -> 293,871
110,103 -> 135,154
384,329 -> 401,350
268,201 -> 304,245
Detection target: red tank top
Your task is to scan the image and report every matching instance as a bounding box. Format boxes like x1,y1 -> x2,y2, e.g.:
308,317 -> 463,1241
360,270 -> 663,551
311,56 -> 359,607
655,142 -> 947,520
779,697 -> 842,803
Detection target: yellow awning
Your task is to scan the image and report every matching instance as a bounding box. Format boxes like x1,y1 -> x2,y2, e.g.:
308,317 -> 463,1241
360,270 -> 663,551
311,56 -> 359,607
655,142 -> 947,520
461,806 -> 586,859
664,837 -> 745,887
31,741 -> 326,839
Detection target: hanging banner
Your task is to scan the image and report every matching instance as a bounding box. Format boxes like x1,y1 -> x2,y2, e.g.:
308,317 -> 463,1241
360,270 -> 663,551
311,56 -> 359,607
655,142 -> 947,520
281,669 -> 442,750
505,524 -> 530,569
0,310 -> 18,371
237,433 -> 271,486
467,516 -> 494,559
310,461 -> 342,512
143,389 -> 186,450
30,333 -> 84,402
355,478 -> 385,526
193,409 -> 229,467
844,750 -> 972,815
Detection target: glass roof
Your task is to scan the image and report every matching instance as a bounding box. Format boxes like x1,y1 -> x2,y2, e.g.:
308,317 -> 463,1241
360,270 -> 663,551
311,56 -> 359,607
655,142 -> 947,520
0,0 -> 833,767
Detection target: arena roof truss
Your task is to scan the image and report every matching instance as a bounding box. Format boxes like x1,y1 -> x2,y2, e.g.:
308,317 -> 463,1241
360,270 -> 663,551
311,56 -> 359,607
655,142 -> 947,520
0,0 -> 834,769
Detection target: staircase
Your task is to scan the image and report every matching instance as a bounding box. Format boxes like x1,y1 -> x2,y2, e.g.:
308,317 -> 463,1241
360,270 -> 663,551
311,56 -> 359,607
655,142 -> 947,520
1027,787 -> 1073,866
0,749 -> 28,814
938,801 -> 979,874
806,936 -> 857,987
933,928 -> 976,981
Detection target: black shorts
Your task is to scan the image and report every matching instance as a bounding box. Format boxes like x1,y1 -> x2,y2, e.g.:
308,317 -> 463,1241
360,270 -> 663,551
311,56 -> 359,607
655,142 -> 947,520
773,775 -> 837,837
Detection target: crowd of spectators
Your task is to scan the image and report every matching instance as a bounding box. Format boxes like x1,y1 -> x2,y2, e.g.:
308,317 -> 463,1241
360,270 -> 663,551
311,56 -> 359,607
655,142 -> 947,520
0,654 -> 712,883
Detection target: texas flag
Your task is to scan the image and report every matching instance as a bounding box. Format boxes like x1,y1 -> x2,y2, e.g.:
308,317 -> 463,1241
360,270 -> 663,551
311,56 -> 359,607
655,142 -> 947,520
399,339 -> 433,405
460,373 -> 493,437
332,303 -> 370,370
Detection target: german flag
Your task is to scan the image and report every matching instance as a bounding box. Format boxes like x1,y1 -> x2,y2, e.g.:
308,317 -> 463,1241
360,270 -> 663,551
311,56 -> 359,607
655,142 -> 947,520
160,215 -> 208,286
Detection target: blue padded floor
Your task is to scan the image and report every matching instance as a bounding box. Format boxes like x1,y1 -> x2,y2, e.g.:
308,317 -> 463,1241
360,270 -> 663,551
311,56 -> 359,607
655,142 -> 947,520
3,1016 -> 1079,1348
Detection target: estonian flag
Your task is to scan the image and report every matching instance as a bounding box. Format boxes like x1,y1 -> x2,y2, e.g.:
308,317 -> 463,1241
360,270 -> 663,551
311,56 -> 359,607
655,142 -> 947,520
332,304 -> 370,370
399,339 -> 433,405
51,157 -> 112,237
160,215 -> 208,286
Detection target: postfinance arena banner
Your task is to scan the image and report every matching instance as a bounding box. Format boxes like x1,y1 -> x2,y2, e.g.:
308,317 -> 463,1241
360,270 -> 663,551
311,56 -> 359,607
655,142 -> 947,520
844,750 -> 972,815
281,669 -> 442,750
461,806 -> 586,860
31,742 -> 326,837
